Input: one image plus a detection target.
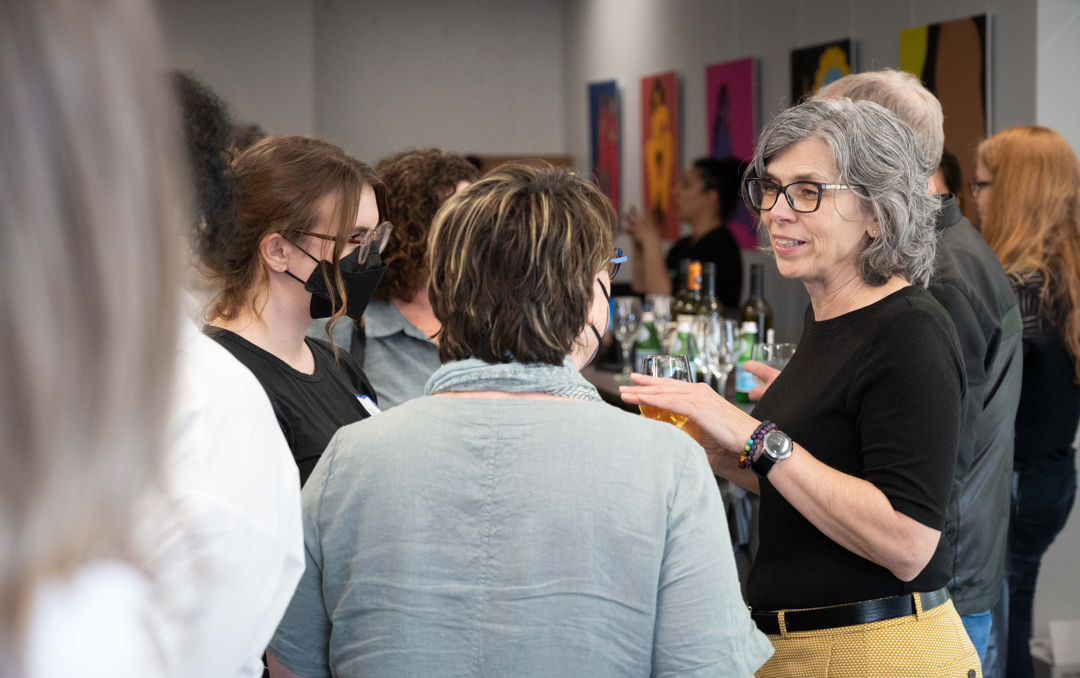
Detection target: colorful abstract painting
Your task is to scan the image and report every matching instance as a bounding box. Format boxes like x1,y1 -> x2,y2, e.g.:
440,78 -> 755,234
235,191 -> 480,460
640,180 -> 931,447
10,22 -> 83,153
641,71 -> 680,240
706,57 -> 758,249
588,80 -> 621,213
791,40 -> 854,105
901,14 -> 990,223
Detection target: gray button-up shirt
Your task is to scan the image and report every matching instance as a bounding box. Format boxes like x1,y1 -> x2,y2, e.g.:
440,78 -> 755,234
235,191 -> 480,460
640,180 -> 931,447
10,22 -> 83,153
269,395 -> 773,678
306,300 -> 441,410
361,299 -> 440,409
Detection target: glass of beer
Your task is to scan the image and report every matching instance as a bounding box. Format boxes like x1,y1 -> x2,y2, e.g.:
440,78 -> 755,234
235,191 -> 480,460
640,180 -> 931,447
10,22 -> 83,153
638,354 -> 693,428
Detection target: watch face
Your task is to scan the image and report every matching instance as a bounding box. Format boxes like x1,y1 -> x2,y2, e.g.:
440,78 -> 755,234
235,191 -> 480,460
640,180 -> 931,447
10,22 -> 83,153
763,431 -> 793,460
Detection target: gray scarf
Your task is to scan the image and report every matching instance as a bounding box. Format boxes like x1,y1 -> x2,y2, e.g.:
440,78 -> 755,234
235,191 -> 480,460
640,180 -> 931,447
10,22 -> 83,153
425,357 -> 602,402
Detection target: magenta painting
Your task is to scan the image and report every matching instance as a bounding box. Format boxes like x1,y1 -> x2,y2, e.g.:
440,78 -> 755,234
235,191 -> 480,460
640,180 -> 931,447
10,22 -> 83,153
706,57 -> 758,249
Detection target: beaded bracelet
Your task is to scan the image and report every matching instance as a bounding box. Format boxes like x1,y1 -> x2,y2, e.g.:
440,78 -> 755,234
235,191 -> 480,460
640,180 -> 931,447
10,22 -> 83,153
739,420 -> 777,469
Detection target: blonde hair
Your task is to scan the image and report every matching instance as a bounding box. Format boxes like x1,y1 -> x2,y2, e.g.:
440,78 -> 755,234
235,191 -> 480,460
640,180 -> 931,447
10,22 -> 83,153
427,163 -> 615,365
816,69 -> 945,166
978,126 -> 1080,379
0,0 -> 182,663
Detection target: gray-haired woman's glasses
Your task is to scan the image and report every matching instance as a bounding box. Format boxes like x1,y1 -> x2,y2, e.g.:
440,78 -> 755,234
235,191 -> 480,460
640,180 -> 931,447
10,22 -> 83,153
744,178 -> 862,214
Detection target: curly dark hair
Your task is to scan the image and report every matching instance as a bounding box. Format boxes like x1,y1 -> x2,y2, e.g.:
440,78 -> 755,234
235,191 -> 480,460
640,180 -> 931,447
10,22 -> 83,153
172,71 -> 238,257
375,149 -> 478,302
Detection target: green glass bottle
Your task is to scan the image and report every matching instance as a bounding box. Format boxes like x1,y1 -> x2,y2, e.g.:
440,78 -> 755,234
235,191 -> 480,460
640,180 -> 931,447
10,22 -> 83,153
734,320 -> 758,403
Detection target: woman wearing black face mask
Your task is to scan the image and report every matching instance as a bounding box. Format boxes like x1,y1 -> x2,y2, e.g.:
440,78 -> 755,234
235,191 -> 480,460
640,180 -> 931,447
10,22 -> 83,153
200,135 -> 390,485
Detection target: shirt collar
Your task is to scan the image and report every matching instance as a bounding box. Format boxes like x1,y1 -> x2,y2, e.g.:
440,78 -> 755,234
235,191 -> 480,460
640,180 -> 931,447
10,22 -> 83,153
364,298 -> 435,343
936,194 -> 964,232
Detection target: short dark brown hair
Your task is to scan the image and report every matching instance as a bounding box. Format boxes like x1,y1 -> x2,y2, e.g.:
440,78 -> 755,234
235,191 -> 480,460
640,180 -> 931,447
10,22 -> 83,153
428,163 -> 615,365
375,149 -> 478,302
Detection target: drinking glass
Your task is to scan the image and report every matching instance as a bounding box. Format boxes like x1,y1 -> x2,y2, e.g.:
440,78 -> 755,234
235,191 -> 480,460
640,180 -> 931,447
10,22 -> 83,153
639,354 -> 693,428
693,316 -> 732,395
749,342 -> 797,387
612,296 -> 644,384
645,294 -> 674,353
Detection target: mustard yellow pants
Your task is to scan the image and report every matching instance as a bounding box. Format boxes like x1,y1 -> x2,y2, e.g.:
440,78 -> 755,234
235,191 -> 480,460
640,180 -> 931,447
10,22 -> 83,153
756,595 -> 982,678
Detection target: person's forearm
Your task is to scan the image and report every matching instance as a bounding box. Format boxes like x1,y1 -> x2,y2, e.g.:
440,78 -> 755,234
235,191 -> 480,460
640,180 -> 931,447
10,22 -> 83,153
707,446 -> 760,494
633,240 -> 672,296
268,653 -> 310,678
767,446 -> 940,581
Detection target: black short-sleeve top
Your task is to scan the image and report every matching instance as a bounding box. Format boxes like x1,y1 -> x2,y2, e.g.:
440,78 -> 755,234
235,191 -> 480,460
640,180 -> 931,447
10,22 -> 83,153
748,286 -> 966,611
205,327 -> 377,486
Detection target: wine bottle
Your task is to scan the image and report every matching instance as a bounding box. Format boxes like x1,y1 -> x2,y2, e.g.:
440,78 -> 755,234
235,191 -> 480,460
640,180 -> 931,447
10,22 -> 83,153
697,262 -> 723,319
740,264 -> 773,335
634,311 -> 661,368
674,261 -> 703,317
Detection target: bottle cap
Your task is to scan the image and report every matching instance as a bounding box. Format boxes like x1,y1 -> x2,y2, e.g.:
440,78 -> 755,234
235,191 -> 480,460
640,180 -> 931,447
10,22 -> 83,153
741,321 -> 758,334
766,328 -> 776,343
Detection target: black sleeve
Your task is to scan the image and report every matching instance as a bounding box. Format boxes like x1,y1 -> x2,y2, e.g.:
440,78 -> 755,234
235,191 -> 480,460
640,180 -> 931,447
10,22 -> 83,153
926,281 -> 986,482
665,238 -> 690,289
847,302 -> 966,530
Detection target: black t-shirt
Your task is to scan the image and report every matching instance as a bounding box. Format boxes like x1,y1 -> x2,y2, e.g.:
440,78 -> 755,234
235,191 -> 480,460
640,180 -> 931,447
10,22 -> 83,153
206,327 -> 377,486
665,225 -> 743,309
748,286 -> 966,610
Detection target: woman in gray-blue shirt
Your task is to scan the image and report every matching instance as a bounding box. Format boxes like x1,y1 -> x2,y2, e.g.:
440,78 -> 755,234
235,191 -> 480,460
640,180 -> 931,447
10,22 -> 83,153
268,163 -> 772,678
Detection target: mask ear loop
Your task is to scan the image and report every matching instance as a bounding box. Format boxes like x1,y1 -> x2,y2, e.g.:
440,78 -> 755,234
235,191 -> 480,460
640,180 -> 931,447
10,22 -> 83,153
586,278 -> 611,363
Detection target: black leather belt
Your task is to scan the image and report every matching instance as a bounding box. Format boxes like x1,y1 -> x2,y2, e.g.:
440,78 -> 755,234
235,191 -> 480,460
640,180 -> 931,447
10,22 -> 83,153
751,588 -> 950,635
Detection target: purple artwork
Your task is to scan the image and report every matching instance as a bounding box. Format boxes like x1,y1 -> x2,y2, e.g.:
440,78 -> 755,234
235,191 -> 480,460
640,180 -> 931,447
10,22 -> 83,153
706,57 -> 758,249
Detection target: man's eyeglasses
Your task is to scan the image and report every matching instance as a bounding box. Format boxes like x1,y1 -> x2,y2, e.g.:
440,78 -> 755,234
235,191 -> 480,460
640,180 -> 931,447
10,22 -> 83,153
608,247 -> 627,279
744,178 -> 863,214
969,179 -> 992,197
293,221 -> 394,262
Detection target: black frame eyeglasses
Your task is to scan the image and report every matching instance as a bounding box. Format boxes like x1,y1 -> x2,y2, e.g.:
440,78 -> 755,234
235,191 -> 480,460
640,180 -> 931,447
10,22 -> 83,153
743,178 -> 863,214
608,247 -> 627,279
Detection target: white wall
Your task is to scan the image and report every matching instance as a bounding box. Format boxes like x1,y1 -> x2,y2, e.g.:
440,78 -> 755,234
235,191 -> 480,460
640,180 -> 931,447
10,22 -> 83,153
313,0 -> 565,166
563,0 -> 1038,342
156,0 -> 315,135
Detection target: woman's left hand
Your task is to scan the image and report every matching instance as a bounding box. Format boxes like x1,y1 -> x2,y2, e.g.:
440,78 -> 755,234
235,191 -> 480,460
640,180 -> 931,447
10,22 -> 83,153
619,374 -> 760,457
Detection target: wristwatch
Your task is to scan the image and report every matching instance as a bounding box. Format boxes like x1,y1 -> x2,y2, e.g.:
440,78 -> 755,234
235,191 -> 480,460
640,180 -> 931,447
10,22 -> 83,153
750,430 -> 793,479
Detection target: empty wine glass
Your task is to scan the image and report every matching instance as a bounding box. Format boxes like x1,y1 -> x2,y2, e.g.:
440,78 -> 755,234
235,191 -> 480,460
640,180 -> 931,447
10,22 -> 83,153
749,342 -> 797,387
645,294 -> 674,353
693,316 -> 732,395
612,296 -> 644,384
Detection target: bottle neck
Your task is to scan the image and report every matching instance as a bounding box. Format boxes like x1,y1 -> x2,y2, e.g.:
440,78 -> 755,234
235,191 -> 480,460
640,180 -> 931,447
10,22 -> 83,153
751,266 -> 765,298
704,271 -> 716,298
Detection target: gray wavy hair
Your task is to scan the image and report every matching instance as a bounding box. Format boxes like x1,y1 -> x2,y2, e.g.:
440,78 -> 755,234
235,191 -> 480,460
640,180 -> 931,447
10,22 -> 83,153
746,98 -> 939,286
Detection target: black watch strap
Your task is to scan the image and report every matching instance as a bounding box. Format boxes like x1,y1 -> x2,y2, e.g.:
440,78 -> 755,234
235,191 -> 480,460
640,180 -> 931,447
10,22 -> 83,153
750,452 -> 776,479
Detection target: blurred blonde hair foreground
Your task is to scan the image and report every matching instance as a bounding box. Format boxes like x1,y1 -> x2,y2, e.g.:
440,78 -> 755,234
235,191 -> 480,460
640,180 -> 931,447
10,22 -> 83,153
0,0 -> 183,664
427,163 -> 615,366
977,126 -> 1080,380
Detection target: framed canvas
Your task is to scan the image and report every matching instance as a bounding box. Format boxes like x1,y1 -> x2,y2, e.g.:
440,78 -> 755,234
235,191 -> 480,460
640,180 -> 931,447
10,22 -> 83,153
791,40 -> 855,105
589,80 -> 621,213
901,14 -> 991,222
706,57 -> 758,249
641,71 -> 680,240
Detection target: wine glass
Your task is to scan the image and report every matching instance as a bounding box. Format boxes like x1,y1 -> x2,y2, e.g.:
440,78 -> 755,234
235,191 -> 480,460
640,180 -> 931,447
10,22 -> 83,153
693,316 -> 727,394
612,296 -> 644,384
645,294 -> 673,353
639,354 -> 693,428
749,342 -> 797,387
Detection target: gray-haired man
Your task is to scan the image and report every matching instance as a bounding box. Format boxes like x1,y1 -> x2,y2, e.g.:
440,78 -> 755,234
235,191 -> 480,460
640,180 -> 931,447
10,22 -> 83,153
816,70 -> 1022,675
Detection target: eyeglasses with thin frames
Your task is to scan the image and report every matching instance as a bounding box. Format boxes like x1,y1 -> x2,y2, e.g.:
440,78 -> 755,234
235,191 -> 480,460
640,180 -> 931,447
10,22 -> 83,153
743,178 -> 863,214
608,247 -> 627,279
968,179 -> 992,197
292,220 -> 394,262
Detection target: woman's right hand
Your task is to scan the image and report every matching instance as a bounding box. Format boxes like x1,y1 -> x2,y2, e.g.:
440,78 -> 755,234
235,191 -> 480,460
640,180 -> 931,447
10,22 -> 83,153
619,374 -> 759,458
624,205 -> 662,250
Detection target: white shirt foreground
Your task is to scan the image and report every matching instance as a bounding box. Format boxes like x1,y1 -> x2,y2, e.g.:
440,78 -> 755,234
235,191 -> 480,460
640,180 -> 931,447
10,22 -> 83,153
26,317 -> 303,677
147,316 -> 305,677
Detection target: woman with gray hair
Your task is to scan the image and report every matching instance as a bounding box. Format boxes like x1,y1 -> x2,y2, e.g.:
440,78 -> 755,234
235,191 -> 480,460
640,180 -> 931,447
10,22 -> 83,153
622,98 -> 981,675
